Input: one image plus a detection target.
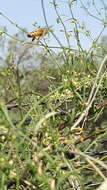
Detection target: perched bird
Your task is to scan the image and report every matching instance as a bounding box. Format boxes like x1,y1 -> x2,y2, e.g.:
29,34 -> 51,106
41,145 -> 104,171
27,26 -> 52,41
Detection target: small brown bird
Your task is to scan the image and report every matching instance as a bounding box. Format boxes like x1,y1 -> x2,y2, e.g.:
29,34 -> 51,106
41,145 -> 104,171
27,27 -> 51,41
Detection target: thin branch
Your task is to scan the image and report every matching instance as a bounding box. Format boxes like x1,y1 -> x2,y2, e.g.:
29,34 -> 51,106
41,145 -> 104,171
53,0 -> 70,48
0,12 -> 27,33
68,0 -> 83,51
41,0 -> 68,64
80,0 -> 103,22
71,55 -> 107,131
